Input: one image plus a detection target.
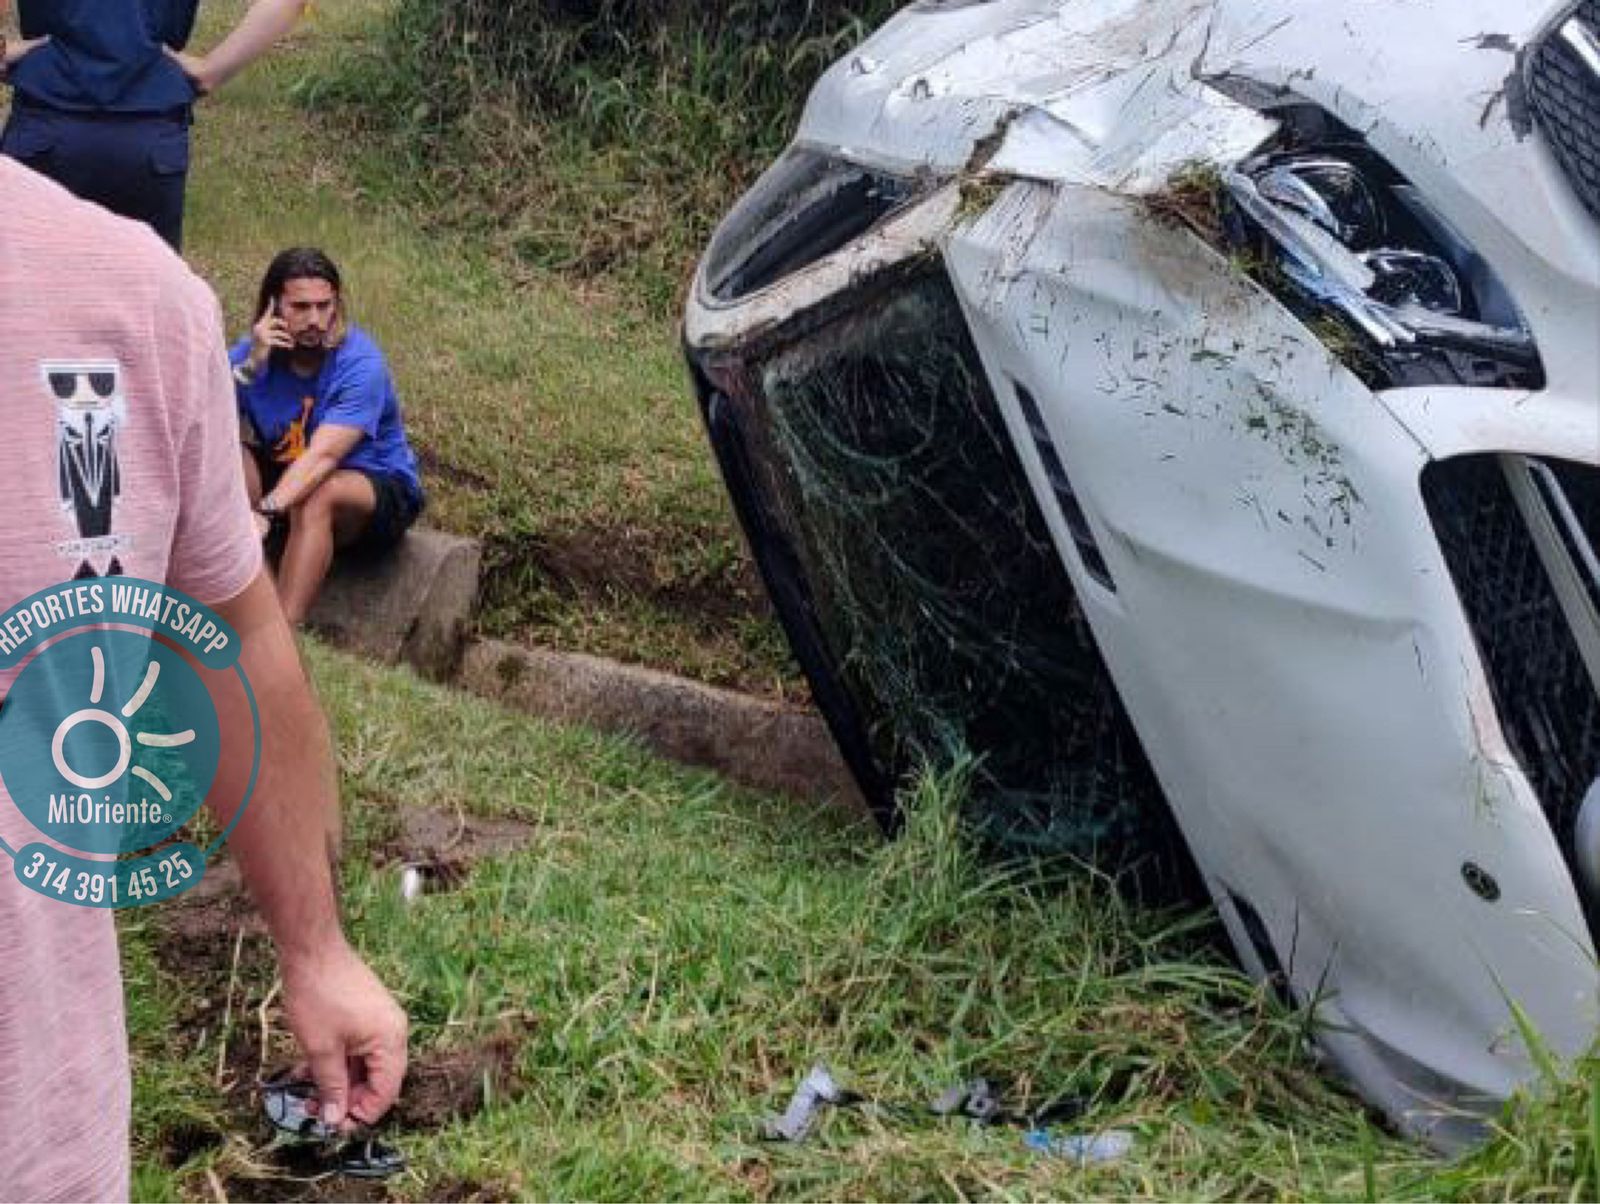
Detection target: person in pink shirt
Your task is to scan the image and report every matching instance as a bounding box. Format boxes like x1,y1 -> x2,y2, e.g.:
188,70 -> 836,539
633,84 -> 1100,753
0,153 -> 406,1198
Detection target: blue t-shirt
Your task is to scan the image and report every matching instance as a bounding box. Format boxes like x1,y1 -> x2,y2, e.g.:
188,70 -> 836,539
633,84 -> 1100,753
229,326 -> 424,503
10,0 -> 200,113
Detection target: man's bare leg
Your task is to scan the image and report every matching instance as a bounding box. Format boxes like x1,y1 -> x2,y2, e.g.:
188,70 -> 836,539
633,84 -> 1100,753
278,470 -> 377,624
241,446 -> 264,504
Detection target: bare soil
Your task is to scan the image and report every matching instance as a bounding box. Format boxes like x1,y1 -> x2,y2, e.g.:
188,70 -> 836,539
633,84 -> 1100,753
147,804 -> 540,1202
483,524 -> 767,625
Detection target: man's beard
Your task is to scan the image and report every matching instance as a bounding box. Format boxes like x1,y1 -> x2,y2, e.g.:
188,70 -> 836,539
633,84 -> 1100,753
284,337 -> 330,372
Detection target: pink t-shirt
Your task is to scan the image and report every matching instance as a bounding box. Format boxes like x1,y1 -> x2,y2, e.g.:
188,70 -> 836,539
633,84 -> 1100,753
0,159 -> 261,1201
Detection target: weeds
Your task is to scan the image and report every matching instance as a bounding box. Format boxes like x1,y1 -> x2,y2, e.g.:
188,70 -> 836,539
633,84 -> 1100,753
125,642 -> 1600,1199
1303,312 -> 1392,388
956,176 -> 1009,224
1146,162 -> 1227,245
297,0 -> 900,313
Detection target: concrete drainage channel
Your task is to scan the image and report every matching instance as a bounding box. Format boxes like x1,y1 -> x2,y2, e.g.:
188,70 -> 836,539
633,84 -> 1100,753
305,526 -> 864,811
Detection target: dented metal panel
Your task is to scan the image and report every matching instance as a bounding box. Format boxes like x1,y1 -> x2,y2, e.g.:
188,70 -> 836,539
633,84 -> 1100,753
944,179 -> 1596,1143
686,0 -> 1600,1147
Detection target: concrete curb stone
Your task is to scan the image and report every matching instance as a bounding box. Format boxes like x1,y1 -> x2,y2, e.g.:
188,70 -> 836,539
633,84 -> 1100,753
459,638 -> 865,811
304,525 -> 862,810
306,527 -> 481,680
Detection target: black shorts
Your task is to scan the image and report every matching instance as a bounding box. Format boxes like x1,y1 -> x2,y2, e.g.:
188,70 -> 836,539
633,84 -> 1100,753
358,469 -> 425,553
250,448 -> 423,555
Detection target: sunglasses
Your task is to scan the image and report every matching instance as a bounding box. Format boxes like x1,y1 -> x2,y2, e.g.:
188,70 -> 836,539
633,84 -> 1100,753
41,361 -> 120,405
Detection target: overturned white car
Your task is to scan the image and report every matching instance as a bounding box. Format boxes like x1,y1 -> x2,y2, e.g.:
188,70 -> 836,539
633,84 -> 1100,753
684,0 -> 1600,1144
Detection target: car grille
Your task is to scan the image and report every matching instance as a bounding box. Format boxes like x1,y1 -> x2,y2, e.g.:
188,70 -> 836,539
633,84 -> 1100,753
1525,0 -> 1600,222
1424,455 -> 1600,856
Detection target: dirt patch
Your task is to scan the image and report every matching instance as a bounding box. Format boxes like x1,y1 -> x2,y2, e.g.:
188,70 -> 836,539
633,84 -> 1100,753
161,1122 -> 228,1170
731,1157 -> 776,1197
482,524 -> 767,625
220,1151 -> 396,1204
415,444 -> 494,493
371,806 -> 537,891
396,1024 -> 529,1129
426,1178 -> 519,1203
151,860 -> 270,986
474,516 -> 809,701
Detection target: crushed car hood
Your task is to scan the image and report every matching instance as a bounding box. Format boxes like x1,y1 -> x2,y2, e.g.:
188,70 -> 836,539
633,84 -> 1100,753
797,0 -> 1597,429
802,0 -> 1568,225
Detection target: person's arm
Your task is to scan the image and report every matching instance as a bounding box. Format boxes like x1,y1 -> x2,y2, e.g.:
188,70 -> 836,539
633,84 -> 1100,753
166,272 -> 405,1130
260,421 -> 363,513
165,0 -> 308,96
207,571 -> 408,1128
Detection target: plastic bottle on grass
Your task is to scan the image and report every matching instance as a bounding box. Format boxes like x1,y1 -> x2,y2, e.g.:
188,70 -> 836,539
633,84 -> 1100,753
1023,1128 -> 1135,1165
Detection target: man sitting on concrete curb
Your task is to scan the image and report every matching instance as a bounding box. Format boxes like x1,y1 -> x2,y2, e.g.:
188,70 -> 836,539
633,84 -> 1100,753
232,247 -> 425,624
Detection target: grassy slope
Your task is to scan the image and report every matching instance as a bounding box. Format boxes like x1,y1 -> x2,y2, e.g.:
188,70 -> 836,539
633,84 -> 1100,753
113,3 -> 1597,1200
182,0 -> 792,695
129,642 -> 1456,1202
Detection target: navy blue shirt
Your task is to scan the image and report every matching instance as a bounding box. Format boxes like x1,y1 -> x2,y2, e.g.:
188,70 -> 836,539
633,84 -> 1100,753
10,0 -> 199,112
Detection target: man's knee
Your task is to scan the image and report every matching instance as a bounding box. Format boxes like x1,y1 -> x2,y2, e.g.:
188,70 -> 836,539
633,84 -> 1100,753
290,480 -> 339,527
291,474 -> 375,530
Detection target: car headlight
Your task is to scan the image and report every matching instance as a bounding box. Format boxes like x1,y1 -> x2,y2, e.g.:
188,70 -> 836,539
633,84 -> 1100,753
699,149 -> 919,304
1220,129 -> 1544,390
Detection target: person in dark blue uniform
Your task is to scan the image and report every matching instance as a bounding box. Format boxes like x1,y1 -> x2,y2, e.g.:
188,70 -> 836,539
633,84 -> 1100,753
1,0 -> 308,250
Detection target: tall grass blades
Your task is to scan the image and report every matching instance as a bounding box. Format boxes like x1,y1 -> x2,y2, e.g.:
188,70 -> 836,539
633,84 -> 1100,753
301,0 -> 903,311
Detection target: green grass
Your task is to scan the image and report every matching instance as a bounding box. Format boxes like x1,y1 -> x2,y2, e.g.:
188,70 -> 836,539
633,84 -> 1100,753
182,0 -> 792,693
283,0 -> 897,317
121,641 -> 1438,1201
96,4 -> 1600,1199
123,643 -> 1600,1201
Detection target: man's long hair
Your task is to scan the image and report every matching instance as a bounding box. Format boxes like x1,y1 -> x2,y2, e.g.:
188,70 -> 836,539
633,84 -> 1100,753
255,246 -> 348,350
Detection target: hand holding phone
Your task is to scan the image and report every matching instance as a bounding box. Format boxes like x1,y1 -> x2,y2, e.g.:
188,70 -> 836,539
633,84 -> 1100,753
248,297 -> 292,373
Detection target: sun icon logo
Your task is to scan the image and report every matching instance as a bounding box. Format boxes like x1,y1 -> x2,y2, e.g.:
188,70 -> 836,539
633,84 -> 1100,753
0,628 -> 223,856
51,645 -> 196,810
